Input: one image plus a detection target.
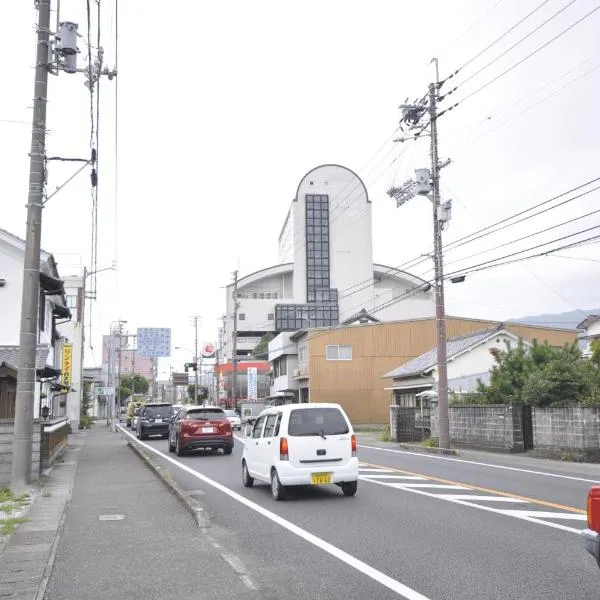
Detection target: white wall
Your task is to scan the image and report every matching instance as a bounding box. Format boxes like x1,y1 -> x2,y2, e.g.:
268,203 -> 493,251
584,321 -> 600,354
0,242 -> 25,344
292,165 -> 373,305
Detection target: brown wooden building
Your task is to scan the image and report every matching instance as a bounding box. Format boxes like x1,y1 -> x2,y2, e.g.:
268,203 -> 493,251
303,316 -> 578,424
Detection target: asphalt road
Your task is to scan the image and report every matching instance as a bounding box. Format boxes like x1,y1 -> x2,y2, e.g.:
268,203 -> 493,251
122,427 -> 600,600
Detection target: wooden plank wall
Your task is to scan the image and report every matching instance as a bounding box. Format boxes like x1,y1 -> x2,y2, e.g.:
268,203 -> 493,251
307,317 -> 578,424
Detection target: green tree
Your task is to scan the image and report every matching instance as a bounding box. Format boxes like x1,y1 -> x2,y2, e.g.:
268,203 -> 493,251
119,374 -> 149,402
252,332 -> 275,359
187,384 -> 209,403
591,339 -> 600,367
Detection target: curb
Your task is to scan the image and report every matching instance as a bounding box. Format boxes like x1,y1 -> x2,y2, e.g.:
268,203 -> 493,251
127,440 -> 211,529
397,443 -> 460,456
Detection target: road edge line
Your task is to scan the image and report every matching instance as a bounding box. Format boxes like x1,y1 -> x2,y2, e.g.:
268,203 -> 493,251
127,440 -> 211,529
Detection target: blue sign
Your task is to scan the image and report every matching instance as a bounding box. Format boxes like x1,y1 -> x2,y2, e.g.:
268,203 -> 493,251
247,367 -> 258,400
136,327 -> 171,357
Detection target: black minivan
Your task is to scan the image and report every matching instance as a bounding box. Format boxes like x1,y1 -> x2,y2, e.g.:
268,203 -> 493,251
136,403 -> 173,440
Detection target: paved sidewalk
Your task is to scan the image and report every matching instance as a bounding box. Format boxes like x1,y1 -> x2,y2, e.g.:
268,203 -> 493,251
1,424 -> 262,600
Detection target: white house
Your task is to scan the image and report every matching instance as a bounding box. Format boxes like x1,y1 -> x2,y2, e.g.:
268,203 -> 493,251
222,164 -> 435,361
382,326 -> 526,407
0,227 -> 70,419
577,315 -> 600,358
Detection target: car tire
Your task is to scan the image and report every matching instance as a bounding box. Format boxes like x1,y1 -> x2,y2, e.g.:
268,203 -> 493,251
176,435 -> 185,457
270,468 -> 286,501
223,444 -> 233,456
242,461 -> 254,488
138,428 -> 146,441
168,435 -> 175,453
341,481 -> 358,497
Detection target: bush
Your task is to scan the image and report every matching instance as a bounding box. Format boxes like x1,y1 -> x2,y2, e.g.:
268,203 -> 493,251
80,415 -> 93,429
423,437 -> 439,448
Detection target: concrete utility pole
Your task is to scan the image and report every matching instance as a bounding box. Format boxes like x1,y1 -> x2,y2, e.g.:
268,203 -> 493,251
192,316 -> 201,404
12,0 -> 52,490
428,65 -> 450,453
387,57 -> 451,452
231,271 -> 239,410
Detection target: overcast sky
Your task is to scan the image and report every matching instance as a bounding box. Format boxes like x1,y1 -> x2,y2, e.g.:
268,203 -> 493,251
2,0 -> 599,376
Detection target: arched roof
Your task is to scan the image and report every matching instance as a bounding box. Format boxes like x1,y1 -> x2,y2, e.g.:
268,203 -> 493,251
373,263 -> 430,289
233,263 -> 294,290
295,164 -> 370,204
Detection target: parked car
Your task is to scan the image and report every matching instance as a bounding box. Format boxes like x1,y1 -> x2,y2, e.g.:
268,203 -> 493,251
224,409 -> 242,431
136,403 -> 173,440
584,486 -> 600,567
241,403 -> 359,501
168,406 -> 233,456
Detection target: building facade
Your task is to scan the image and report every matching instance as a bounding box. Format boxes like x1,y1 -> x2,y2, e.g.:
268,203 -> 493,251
222,164 -> 434,362
267,317 -> 578,424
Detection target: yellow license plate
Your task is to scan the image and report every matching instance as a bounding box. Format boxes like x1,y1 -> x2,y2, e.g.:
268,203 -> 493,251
311,472 -> 332,485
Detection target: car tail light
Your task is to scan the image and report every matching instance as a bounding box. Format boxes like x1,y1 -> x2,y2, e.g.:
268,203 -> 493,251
587,487 -> 600,532
351,434 -> 357,457
280,437 -> 289,461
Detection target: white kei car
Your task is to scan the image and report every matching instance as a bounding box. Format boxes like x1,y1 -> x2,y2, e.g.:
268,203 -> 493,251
241,403 -> 359,500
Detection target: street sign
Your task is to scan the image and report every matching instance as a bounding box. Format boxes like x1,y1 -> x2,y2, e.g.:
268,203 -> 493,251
61,344 -> 73,388
247,367 -> 258,400
201,342 -> 216,358
96,386 -> 114,396
172,372 -> 189,386
136,327 -> 171,357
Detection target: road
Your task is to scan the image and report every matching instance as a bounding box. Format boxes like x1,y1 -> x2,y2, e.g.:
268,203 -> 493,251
120,426 -> 600,600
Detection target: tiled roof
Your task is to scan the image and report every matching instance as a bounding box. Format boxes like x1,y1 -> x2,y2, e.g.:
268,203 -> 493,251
382,326 -> 504,379
0,345 -> 51,370
577,315 -> 600,331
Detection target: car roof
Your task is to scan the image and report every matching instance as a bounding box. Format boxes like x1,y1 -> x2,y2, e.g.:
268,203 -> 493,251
261,403 -> 344,414
144,402 -> 173,407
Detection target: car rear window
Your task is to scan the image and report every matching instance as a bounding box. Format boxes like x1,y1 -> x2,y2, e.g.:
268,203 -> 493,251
288,408 -> 349,436
143,405 -> 173,418
186,409 -> 227,420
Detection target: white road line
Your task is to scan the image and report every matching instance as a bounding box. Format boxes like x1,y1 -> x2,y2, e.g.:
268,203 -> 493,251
359,475 -> 427,481
364,477 -> 584,536
118,426 -> 431,600
388,483 -> 471,490
358,468 -> 395,473
501,510 -> 587,521
358,443 -> 600,484
442,495 -> 529,503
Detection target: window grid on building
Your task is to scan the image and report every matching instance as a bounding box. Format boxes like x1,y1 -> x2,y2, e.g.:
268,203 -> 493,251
305,194 -> 331,295
274,304 -> 339,331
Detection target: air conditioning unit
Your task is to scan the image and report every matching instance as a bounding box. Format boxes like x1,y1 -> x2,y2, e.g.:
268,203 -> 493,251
293,368 -> 300,377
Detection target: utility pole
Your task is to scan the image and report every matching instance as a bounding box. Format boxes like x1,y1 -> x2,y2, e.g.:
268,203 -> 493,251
131,338 -> 136,403
428,63 -> 450,453
192,316 -> 201,404
11,0 -> 52,489
117,338 -> 123,417
231,271 -> 239,410
387,57 -> 451,452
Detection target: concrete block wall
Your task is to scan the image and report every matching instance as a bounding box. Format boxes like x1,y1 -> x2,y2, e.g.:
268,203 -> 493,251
532,407 -> 600,457
0,419 -> 42,486
431,405 -> 524,452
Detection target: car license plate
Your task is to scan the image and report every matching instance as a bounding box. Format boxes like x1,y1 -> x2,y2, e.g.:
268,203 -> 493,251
155,418 -> 162,423
202,427 -> 214,433
311,472 -> 332,485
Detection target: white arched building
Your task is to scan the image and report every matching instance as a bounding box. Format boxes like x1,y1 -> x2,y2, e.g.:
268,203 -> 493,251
222,164 -> 434,360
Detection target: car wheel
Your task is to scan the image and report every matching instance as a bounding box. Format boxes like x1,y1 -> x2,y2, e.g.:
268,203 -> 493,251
341,481 -> 358,497
168,434 -> 175,453
176,435 -> 185,457
223,444 -> 233,455
139,428 -> 146,441
242,461 -> 254,488
270,468 -> 286,501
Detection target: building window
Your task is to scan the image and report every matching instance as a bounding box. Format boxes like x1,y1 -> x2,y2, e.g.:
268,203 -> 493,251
39,292 -> 46,331
66,294 -> 77,309
267,313 -> 274,321
239,313 -> 245,320
298,345 -> 307,364
326,345 -> 352,361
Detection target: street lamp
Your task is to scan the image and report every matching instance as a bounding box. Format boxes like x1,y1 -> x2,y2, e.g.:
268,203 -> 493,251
175,345 -> 199,404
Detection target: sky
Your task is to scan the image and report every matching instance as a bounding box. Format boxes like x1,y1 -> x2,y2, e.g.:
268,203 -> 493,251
2,0 -> 599,377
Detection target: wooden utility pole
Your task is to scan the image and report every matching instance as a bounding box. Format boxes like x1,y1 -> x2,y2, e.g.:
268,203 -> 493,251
231,271 -> 239,410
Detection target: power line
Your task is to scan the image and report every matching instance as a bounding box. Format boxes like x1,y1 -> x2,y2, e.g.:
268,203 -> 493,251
439,4 -> 600,116
443,0 -> 571,90
445,224 -> 600,279
549,253 -> 600,263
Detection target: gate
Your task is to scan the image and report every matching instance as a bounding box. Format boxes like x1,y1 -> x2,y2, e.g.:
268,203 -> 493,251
521,404 -> 534,450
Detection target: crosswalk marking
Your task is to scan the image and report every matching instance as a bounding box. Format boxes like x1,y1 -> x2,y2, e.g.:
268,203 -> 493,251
442,495 -> 529,503
360,475 -> 427,480
501,510 -> 587,521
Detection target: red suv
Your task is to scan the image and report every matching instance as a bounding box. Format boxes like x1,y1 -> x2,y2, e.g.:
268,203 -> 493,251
168,406 -> 233,456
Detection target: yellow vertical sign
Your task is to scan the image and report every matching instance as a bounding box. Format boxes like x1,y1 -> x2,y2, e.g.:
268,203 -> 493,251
61,344 -> 73,388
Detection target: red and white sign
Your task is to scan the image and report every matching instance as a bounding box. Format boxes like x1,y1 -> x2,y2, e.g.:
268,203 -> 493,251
201,342 -> 216,358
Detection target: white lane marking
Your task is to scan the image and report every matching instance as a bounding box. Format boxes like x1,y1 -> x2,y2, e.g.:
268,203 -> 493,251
442,495 -> 529,503
118,426 -> 431,600
364,477 -> 584,535
501,510 -> 587,521
359,475 -> 427,481
387,483 -> 471,490
358,444 -> 600,484
358,468 -> 395,473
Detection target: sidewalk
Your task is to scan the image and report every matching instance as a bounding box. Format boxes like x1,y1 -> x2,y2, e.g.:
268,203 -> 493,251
0,424 -> 261,600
